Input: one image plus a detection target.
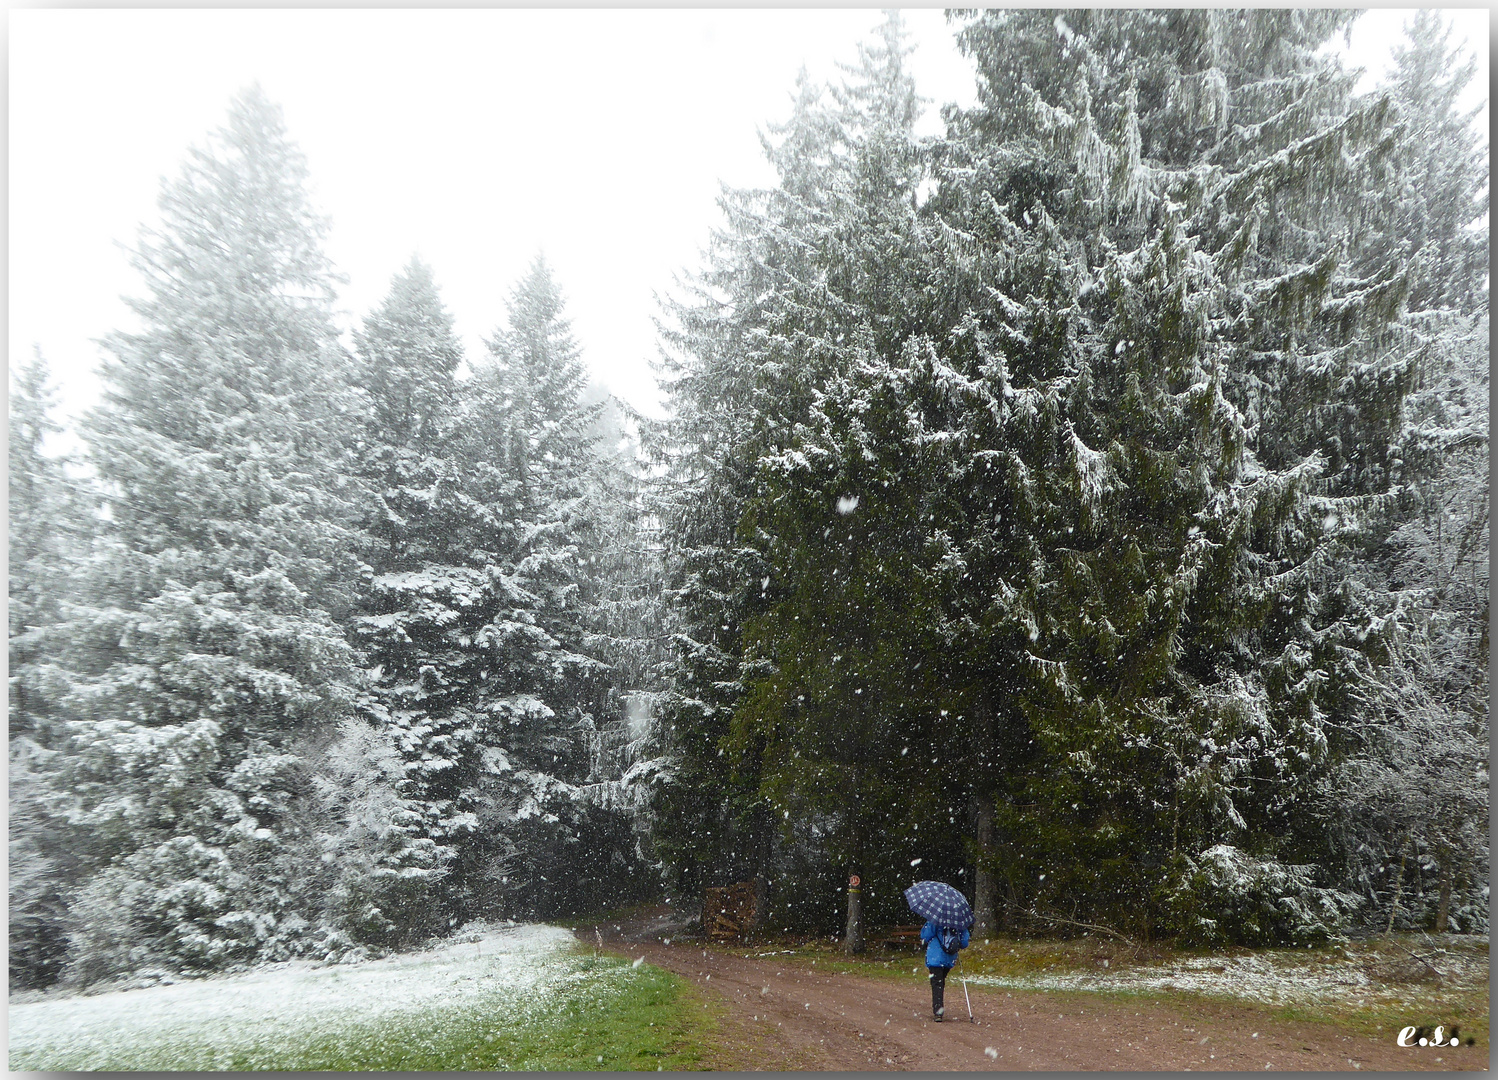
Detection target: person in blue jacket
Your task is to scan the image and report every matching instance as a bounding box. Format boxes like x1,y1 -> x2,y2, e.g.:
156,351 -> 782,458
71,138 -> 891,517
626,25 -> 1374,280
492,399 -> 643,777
920,919 -> 969,1021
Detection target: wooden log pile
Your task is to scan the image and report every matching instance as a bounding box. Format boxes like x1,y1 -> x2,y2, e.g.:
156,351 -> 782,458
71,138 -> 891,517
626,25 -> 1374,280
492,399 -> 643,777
702,881 -> 757,940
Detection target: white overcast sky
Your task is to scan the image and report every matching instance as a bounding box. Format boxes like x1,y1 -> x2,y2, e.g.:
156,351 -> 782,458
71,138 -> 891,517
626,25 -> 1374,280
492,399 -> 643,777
9,7 -> 1491,427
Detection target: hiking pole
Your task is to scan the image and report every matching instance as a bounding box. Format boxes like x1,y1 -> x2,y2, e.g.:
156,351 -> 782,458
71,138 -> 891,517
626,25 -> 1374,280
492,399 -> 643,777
962,977 -> 974,1023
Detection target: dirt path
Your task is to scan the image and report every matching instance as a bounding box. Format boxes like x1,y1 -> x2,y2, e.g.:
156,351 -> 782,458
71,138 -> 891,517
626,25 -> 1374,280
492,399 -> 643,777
585,910 -> 1485,1071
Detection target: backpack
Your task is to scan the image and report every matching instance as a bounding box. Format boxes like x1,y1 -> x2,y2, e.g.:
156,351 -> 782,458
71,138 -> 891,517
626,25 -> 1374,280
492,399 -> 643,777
939,926 -> 961,955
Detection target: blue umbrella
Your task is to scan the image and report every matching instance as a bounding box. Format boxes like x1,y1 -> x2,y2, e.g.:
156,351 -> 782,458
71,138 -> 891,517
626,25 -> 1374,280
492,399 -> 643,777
903,880 -> 974,929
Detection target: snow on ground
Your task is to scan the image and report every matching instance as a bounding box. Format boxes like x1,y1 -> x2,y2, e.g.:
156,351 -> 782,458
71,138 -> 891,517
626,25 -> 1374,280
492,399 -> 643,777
965,940 -> 1488,1009
9,923 -> 587,1071
968,951 -> 1369,1005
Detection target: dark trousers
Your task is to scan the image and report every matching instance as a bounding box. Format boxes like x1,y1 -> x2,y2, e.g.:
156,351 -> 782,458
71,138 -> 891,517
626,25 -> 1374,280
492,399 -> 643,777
927,965 -> 950,1015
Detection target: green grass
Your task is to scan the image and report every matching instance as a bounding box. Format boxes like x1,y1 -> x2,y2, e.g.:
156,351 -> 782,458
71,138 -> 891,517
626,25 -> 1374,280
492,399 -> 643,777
243,957 -> 720,1072
251,958 -> 721,1072
10,952 -> 724,1072
1259,990 -> 1488,1047
954,932 -> 1490,1049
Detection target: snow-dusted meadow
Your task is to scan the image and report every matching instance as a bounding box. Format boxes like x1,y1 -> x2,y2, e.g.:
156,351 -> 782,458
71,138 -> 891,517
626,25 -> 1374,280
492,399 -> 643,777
965,936 -> 1490,1012
9,923 -> 604,1071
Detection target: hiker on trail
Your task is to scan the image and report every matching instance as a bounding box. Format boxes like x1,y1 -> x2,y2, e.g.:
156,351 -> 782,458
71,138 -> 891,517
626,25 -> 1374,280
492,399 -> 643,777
920,919 -> 969,1022
903,880 -> 975,1023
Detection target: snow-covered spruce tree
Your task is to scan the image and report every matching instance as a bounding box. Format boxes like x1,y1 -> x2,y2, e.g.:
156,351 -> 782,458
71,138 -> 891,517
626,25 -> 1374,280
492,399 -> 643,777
352,256 -> 621,925
738,17 -> 1313,937
9,353 -> 88,747
650,17 -> 938,923
1365,10 -> 1488,317
1325,11 -> 1489,930
930,8 -> 1416,940
573,399 -> 676,900
338,257 -> 468,944
655,14 -> 1008,939
41,88 -> 366,984
471,258 -> 647,918
731,17 -> 985,945
9,353 -> 91,988
646,74 -> 847,902
1369,314 -> 1490,933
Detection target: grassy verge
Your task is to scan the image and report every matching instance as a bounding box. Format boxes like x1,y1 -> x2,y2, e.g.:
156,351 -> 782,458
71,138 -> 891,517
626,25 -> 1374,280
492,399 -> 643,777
1256,992 -> 1487,1047
962,978 -> 1488,1049
953,932 -> 1489,1049
10,949 -> 724,1071
260,956 -> 723,1072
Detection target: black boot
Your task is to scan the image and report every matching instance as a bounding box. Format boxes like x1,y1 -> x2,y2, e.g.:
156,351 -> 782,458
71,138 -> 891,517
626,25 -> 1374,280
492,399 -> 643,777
929,965 -> 948,1020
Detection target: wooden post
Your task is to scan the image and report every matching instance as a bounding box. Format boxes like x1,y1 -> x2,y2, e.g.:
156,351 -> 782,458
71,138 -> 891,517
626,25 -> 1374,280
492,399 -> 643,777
844,874 -> 864,954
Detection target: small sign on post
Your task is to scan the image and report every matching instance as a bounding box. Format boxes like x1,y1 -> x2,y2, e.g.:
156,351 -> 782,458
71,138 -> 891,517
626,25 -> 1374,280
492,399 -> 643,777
844,874 -> 864,954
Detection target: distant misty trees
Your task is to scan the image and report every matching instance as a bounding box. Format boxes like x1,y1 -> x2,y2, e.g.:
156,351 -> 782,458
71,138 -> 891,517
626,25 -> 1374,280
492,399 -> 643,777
1325,10 -> 1489,935
9,10 -> 1487,991
9,90 -> 656,990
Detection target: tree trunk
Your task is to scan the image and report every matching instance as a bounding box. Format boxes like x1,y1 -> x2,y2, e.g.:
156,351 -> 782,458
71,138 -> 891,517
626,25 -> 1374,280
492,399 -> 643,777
748,815 -> 771,935
972,793 -> 997,940
967,686 -> 999,941
1386,844 -> 1409,936
1435,858 -> 1453,934
845,770 -> 865,954
844,879 -> 864,954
